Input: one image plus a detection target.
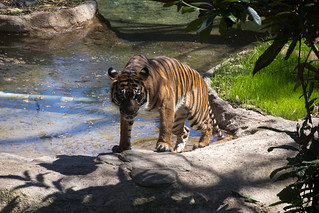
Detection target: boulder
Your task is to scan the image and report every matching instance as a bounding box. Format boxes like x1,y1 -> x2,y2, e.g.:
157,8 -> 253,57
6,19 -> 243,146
0,0 -> 97,36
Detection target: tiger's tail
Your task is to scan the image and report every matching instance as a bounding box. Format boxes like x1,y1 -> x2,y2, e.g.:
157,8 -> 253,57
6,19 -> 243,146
208,104 -> 223,139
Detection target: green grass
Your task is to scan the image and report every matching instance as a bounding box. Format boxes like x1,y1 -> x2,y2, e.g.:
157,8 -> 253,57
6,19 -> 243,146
212,41 -> 319,120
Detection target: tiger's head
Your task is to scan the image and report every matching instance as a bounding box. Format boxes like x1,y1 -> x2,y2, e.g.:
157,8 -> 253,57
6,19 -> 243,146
108,64 -> 149,121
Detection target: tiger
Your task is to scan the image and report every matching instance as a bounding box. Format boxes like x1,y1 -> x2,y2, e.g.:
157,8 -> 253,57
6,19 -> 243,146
108,53 -> 222,153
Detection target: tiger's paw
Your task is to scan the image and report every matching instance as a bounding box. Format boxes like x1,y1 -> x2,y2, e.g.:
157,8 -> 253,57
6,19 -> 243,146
192,142 -> 208,150
112,145 -> 123,153
174,142 -> 186,153
156,142 -> 173,152
112,145 -> 131,153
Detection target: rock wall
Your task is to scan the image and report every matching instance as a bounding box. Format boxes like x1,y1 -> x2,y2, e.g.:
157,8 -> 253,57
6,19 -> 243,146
0,0 -> 97,36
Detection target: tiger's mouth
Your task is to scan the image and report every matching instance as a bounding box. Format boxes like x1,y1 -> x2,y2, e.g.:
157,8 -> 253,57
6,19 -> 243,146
120,111 -> 137,121
119,99 -> 139,121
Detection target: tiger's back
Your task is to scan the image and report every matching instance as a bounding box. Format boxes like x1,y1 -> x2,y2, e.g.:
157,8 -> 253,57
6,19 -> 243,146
108,53 -> 222,153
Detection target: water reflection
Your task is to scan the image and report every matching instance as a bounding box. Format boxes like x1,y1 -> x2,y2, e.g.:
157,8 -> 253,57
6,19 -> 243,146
0,0 -> 260,157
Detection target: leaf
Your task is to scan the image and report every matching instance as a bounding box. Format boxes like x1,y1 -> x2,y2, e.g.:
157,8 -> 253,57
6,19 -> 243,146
270,200 -> 285,206
294,166 -> 307,178
298,63 -> 305,81
163,1 -> 180,7
253,38 -> 287,75
308,98 -> 318,108
277,185 -> 302,206
247,6 -> 261,25
189,2 -> 213,7
275,171 -> 296,181
240,3 -> 261,25
185,16 -> 207,32
220,9 -> 237,24
235,4 -> 247,23
285,38 -> 298,60
302,159 -> 319,165
199,21 -> 214,42
197,15 -> 215,33
182,6 -> 195,14
308,82 -> 314,99
227,13 -> 238,22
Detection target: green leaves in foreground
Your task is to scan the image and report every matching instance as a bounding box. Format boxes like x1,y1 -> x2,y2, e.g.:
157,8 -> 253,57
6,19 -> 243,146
253,38 -> 287,75
267,123 -> 319,212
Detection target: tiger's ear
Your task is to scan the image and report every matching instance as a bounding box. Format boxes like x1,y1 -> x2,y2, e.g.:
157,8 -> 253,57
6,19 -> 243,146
108,67 -> 118,81
140,67 -> 149,80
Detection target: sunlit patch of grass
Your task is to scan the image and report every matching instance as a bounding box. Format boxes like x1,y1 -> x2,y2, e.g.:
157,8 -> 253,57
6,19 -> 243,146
212,41 -> 319,120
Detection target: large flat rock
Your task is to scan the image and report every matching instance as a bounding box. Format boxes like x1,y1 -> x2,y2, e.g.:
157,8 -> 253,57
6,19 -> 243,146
0,122 -> 298,212
0,0 -> 97,36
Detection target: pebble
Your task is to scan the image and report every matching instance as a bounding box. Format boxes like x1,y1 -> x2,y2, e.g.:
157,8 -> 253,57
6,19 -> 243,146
0,3 -> 6,9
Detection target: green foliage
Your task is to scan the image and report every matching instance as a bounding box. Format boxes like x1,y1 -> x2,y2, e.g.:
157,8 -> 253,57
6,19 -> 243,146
154,0 -> 261,42
211,41 -> 319,120
266,121 -> 319,212
241,0 -> 319,210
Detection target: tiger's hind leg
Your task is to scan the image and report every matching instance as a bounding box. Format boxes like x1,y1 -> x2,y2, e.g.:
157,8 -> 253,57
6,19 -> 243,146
173,125 -> 190,153
172,108 -> 189,153
193,120 -> 213,150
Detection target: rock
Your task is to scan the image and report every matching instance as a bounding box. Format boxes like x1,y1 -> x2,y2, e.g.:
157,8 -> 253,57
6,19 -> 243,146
0,3 -> 6,9
131,168 -> 177,187
122,150 -> 192,172
0,0 -> 98,37
22,0 -> 37,7
96,153 -> 123,166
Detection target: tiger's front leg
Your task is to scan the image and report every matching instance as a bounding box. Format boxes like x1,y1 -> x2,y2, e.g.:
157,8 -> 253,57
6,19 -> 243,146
156,102 -> 175,152
112,115 -> 134,153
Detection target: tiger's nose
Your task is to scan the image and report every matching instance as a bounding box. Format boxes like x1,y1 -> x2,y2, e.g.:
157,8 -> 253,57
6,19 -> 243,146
120,99 -> 139,117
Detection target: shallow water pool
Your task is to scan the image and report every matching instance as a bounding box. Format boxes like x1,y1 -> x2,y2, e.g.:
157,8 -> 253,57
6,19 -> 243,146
0,0 -> 259,157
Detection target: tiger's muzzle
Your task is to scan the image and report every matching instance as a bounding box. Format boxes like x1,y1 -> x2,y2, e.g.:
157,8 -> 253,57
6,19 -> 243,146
120,98 -> 139,120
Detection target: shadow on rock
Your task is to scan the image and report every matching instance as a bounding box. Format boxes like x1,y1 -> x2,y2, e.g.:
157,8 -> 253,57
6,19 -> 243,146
1,148 -> 288,212
39,155 -> 100,176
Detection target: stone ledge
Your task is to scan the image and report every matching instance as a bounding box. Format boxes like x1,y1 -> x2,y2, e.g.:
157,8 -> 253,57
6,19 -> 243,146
0,0 -> 97,36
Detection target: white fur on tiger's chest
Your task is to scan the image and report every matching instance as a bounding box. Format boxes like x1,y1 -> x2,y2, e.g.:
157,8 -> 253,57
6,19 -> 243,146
175,97 -> 185,112
138,96 -> 186,119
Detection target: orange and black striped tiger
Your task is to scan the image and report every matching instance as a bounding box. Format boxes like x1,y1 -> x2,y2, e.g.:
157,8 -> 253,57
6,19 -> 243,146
108,53 -> 222,153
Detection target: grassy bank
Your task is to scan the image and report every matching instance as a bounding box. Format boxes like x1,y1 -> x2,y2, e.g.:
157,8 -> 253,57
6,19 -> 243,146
211,41 -> 319,120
